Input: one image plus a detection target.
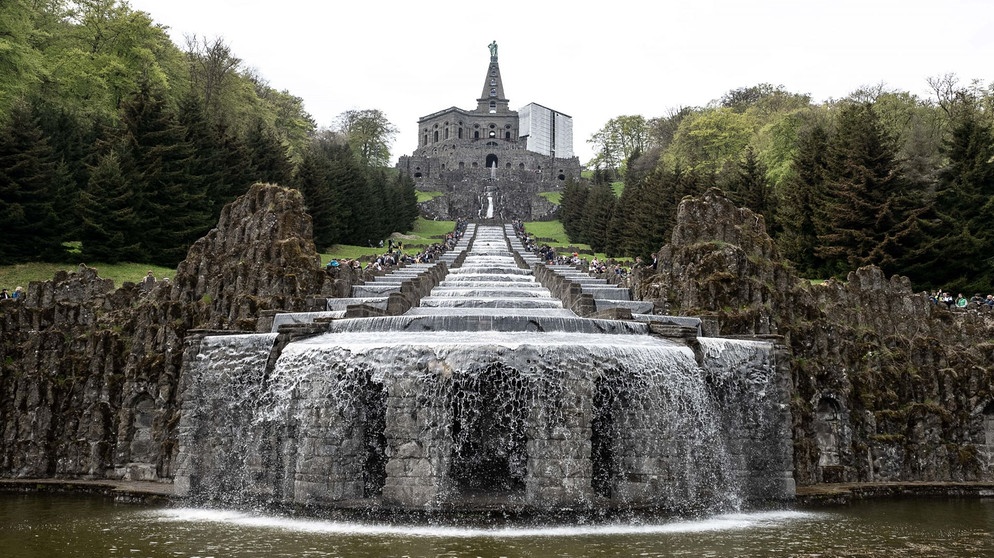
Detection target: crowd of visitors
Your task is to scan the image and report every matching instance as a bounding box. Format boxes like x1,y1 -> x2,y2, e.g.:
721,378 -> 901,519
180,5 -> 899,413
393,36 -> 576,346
930,290 -> 994,310
325,219 -> 469,274
511,219 -> 654,284
0,287 -> 24,301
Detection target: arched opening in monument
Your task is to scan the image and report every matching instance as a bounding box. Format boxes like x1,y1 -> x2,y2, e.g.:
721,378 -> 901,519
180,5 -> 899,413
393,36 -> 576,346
433,130 -> 439,142
591,376 -> 623,498
448,366 -> 528,496
486,154 -> 498,168
558,173 -> 566,180
357,374 -> 388,497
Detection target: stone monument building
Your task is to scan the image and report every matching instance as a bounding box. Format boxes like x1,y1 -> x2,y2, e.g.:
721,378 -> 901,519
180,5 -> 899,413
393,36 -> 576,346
397,41 -> 582,220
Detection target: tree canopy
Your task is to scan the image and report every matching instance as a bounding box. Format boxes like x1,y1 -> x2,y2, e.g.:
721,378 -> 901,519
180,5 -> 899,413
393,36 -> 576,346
583,76 -> 994,292
0,0 -> 410,267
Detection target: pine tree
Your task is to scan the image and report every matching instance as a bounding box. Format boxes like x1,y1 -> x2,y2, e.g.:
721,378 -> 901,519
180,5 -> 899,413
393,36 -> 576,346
559,179 -> 589,243
177,92 -> 249,223
607,176 -> 650,258
79,150 -> 141,263
324,143 -> 372,246
246,118 -> 294,186
911,98 -> 994,291
579,181 -> 617,252
293,140 -> 341,250
33,102 -> 99,241
364,170 -> 388,241
816,102 -> 912,277
390,172 -> 419,235
726,146 -> 773,221
0,101 -> 66,263
777,122 -> 830,277
117,84 -> 211,266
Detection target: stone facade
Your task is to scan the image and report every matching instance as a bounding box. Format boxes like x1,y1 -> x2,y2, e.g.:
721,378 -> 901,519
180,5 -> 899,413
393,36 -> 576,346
396,44 -> 581,220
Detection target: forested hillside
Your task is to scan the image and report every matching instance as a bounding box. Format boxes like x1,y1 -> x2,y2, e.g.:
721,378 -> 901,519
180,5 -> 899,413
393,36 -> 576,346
569,82 -> 994,293
0,0 -> 417,267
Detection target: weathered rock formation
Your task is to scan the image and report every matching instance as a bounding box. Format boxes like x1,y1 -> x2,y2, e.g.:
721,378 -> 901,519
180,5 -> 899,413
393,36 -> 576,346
0,183 -> 349,481
3,182 -> 992,494
638,188 -> 994,485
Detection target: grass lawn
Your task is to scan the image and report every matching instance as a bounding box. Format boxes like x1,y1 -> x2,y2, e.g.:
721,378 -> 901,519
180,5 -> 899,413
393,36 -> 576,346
319,217 -> 458,263
538,192 -> 561,205
521,220 -> 633,263
416,191 -> 443,203
1,218 -> 641,292
0,261 -> 175,291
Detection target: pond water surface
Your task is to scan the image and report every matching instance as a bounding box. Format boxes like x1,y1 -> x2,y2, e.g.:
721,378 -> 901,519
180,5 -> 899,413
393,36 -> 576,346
1,493 -> 992,557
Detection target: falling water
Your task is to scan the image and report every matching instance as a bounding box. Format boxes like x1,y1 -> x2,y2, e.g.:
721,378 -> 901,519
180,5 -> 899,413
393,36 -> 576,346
176,225 -> 793,516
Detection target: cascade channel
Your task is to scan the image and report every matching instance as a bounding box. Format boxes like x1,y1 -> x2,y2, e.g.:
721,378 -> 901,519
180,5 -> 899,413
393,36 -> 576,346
176,225 -> 794,518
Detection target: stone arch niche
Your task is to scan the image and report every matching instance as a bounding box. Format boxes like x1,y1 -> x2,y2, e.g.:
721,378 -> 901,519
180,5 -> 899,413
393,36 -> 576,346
118,393 -> 160,481
813,394 -> 847,483
486,154 -> 498,168
129,394 -> 156,462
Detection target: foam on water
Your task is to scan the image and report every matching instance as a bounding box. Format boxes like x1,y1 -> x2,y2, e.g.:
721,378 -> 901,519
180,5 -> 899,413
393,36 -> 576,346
150,507 -> 822,538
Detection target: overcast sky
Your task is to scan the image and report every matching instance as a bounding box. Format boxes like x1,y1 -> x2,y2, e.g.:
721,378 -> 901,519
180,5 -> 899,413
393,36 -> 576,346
126,0 -> 994,164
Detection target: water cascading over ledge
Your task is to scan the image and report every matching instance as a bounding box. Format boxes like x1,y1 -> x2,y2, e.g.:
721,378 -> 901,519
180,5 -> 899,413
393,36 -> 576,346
174,225 -> 794,516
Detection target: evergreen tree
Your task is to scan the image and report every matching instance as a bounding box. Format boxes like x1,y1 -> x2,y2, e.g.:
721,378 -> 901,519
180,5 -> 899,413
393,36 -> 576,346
617,163 -> 708,260
364,170 -> 389,241
324,142 -> 373,246
388,171 -> 419,235
725,145 -> 773,221
33,101 -> 100,240
816,102 -> 912,277
559,178 -> 589,242
209,120 -> 255,212
606,175 -> 646,257
117,84 -> 211,266
246,118 -> 294,186
777,122 -> 830,277
79,150 -> 141,263
910,98 -> 994,291
0,101 -> 66,263
579,181 -> 617,252
293,141 -> 341,250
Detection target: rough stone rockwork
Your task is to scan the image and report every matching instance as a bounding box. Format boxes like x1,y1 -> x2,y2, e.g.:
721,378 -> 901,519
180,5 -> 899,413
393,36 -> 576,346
637,188 -> 994,486
0,183 -> 345,482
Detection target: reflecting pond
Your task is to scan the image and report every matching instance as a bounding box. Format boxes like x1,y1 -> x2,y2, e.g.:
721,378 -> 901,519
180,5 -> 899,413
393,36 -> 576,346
1,493 -> 993,557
